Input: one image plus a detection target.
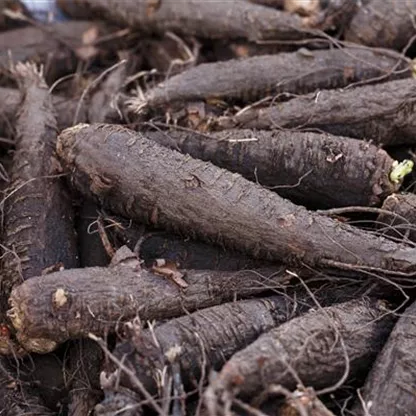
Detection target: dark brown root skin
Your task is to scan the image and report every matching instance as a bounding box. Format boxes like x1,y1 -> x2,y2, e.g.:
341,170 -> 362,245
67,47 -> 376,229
208,298 -> 395,398
109,223 -> 270,270
107,296 -> 303,396
350,299 -> 416,416
248,0 -> 284,9
0,64 -> 79,358
345,0 -> 416,51
103,283 -> 372,401
139,47 -> 409,108
88,65 -> 127,124
0,356 -> 55,415
249,0 -> 357,32
0,86 -> 87,138
67,339 -> 103,416
76,200 -> 111,268
70,204 -> 108,414
0,21 -> 114,83
57,0 -> 312,42
8,264 -> 289,353
14,352 -> 67,412
146,128 -> 399,209
141,35 -> 196,74
219,78 -> 416,147
56,123 -> 416,275
138,232 -> 268,270
1,64 -> 78,300
377,193 -> 416,243
309,0 -> 359,33
77,207 -> 267,271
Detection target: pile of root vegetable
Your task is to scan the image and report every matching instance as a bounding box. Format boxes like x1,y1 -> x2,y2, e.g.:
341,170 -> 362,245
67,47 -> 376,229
2,0 -> 416,415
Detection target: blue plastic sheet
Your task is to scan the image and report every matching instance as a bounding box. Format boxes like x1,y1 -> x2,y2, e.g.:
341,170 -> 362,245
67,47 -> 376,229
21,0 -> 67,22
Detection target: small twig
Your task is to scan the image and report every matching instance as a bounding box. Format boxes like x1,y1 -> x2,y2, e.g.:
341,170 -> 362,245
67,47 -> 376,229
168,348 -> 186,416
318,206 -> 413,225
0,137 -> 14,146
255,168 -> 313,190
164,31 -> 199,80
0,173 -> 68,228
286,271 -> 350,396
97,216 -> 116,258
73,60 -> 127,125
194,333 -> 207,416
320,258 -> 416,278
123,68 -> 158,88
145,121 -> 216,142
89,333 -> 167,416
91,28 -> 131,46
0,162 -> 9,183
48,73 -> 78,94
234,96 -> 273,117
356,388 -> 373,416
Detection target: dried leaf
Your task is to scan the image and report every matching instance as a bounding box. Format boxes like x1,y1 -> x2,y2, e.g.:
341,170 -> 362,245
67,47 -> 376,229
151,259 -> 188,288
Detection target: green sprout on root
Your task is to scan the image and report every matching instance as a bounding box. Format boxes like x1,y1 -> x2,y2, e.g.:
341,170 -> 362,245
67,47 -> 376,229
390,159 -> 414,184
